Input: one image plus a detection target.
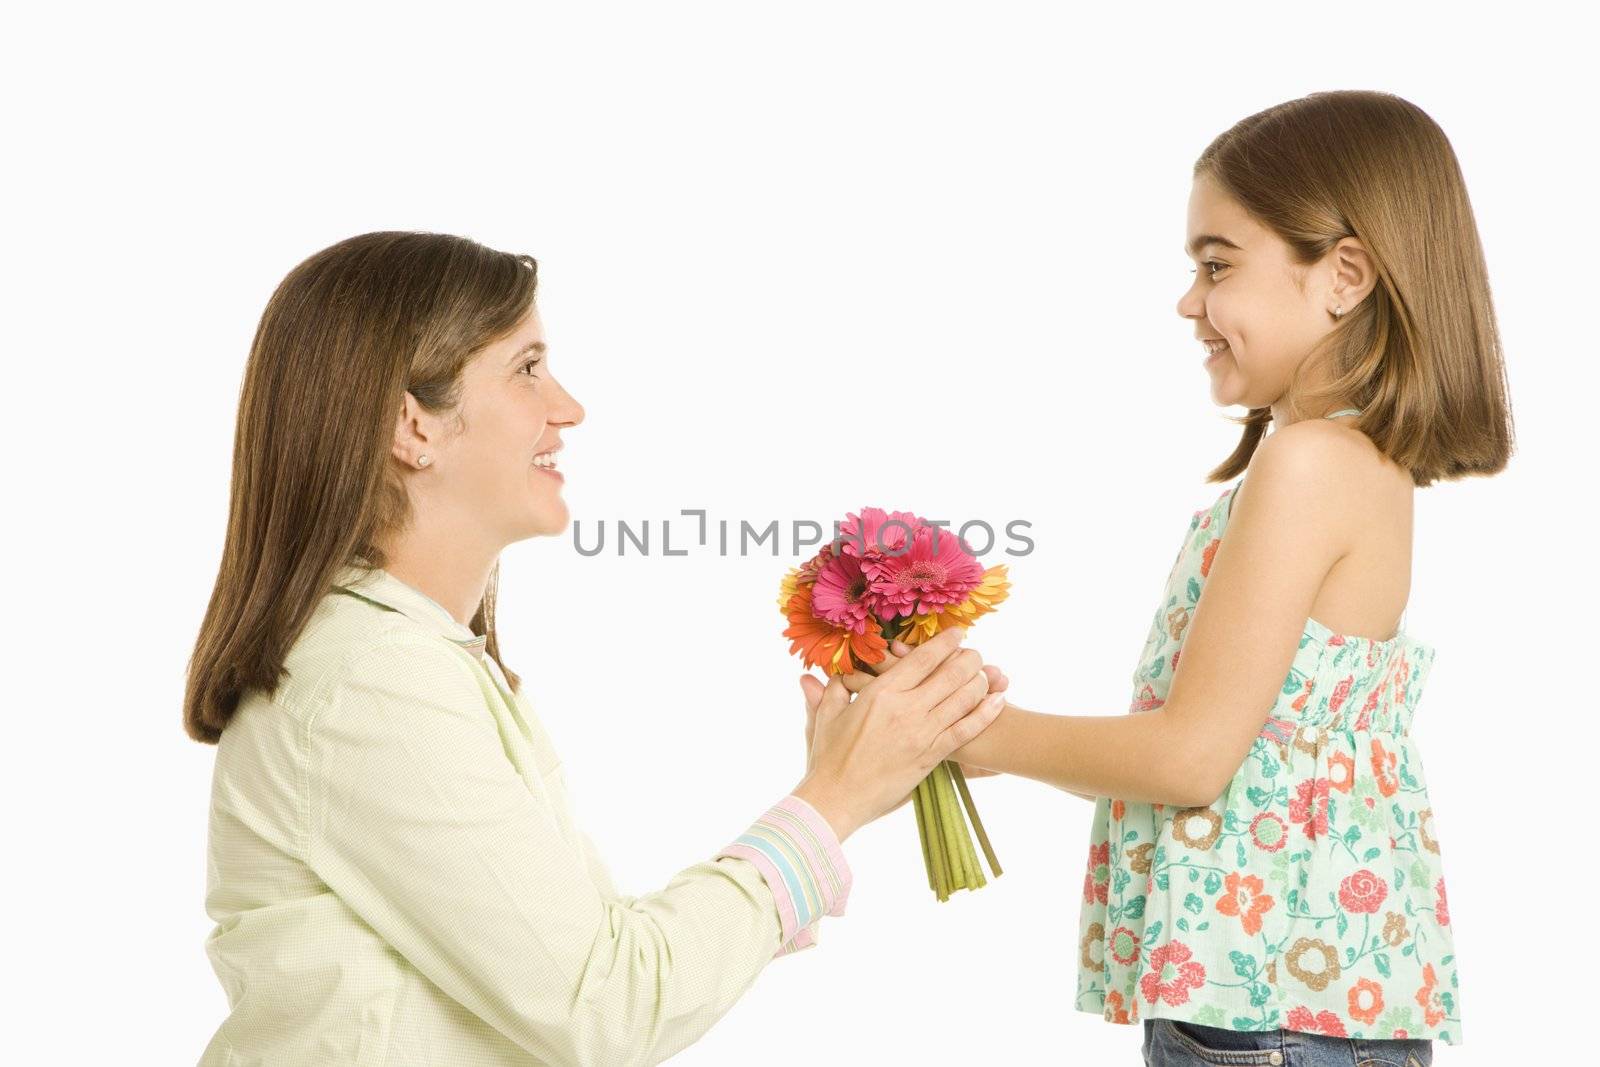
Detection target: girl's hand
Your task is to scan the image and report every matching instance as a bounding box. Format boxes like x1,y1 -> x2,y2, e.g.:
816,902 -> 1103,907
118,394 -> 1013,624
800,637 -> 1009,810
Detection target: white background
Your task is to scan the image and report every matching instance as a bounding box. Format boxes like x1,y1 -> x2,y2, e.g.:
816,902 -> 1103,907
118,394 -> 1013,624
8,2 -> 1592,1063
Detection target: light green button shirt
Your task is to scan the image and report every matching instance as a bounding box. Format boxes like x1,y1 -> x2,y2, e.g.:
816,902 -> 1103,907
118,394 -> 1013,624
198,563 -> 840,1066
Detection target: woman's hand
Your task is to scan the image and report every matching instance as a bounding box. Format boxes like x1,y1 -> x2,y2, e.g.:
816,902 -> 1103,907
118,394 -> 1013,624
791,626 -> 1002,840
804,637 -> 1007,790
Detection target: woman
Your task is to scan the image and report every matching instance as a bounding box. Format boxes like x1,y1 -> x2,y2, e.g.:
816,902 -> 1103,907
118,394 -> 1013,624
184,231 -> 1007,1065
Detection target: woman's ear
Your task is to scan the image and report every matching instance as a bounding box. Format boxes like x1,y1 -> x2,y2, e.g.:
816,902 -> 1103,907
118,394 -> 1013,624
391,390 -> 435,469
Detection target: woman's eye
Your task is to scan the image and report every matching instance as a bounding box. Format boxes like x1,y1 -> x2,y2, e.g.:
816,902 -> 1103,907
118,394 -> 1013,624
1189,261 -> 1227,279
519,357 -> 543,377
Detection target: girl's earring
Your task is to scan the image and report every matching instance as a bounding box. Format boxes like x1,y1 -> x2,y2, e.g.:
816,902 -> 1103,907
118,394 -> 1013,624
417,454 -> 431,468
1333,305 -> 1344,319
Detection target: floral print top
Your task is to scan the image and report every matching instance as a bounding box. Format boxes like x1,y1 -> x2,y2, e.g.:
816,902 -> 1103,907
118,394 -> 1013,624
1075,474 -> 1462,1045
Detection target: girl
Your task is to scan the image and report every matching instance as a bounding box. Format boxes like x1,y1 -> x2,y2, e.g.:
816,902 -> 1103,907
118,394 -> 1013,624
183,232 -> 1008,1065
936,90 -> 1510,1064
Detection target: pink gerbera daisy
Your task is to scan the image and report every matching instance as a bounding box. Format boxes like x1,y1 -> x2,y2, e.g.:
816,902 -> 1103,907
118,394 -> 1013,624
837,506 -> 924,579
870,525 -> 984,619
811,551 -> 878,632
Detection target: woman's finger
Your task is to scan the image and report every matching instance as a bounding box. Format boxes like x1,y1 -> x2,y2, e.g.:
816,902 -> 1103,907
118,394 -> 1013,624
799,675 -> 822,752
877,626 -> 967,691
799,673 -> 826,710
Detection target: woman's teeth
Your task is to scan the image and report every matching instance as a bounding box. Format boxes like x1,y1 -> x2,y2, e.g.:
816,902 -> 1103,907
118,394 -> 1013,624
1203,339 -> 1230,357
533,453 -> 559,469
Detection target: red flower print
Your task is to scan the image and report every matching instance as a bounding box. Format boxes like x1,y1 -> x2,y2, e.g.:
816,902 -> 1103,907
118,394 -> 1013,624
1286,1006 -> 1349,1037
1171,649 -> 1181,673
1327,750 -> 1356,793
1111,798 -> 1126,821
1083,841 -> 1111,904
1435,877 -> 1450,927
1289,777 -> 1331,840
1371,739 -> 1400,798
1327,675 -> 1353,717
1347,978 -> 1385,1025
1139,940 -> 1207,1006
1200,537 -> 1220,577
1290,676 -> 1315,713
1354,688 -> 1380,733
1129,684 -> 1164,714
1415,963 -> 1446,1027
1103,989 -> 1131,1025
1109,925 -> 1141,966
1249,811 -> 1288,852
1216,872 -> 1275,935
1337,869 -> 1388,914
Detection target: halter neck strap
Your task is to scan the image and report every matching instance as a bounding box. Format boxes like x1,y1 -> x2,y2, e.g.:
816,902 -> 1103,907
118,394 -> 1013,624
1324,408 -> 1363,418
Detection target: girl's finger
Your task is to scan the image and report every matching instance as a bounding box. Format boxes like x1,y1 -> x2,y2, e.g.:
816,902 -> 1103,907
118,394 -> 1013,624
817,671 -> 851,716
982,664 -> 1010,693
841,649 -> 902,694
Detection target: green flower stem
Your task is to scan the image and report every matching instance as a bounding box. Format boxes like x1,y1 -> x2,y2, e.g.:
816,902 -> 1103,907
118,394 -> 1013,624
929,773 -> 954,900
915,777 -> 934,895
956,796 -> 985,890
948,761 -> 1003,878
911,775 -> 934,891
933,762 -> 968,889
956,791 -> 984,888
917,776 -> 948,900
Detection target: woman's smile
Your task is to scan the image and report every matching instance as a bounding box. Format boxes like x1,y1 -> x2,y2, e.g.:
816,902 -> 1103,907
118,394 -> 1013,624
532,441 -> 565,482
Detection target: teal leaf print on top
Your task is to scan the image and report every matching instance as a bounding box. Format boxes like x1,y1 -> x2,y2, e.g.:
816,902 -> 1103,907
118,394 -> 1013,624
1074,479 -> 1462,1045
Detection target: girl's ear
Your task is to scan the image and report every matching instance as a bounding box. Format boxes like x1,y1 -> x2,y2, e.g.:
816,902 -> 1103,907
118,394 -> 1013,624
1328,237 -> 1377,313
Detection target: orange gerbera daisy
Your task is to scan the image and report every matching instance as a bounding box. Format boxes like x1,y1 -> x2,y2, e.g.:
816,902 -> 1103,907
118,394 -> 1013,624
782,581 -> 888,675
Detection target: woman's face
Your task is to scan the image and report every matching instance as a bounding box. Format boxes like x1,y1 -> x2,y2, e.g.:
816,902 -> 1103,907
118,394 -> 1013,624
1176,175 -> 1353,421
395,302 -> 584,546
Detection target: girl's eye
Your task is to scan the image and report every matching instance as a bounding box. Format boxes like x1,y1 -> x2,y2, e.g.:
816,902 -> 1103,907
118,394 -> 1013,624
1189,262 -> 1227,279
519,357 -> 543,378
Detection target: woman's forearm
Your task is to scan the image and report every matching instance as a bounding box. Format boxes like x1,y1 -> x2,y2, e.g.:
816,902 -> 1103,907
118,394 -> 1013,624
956,702 -> 1223,808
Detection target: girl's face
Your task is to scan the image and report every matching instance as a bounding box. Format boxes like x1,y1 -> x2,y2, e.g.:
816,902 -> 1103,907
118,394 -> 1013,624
394,303 -> 585,547
1177,175 -> 1360,423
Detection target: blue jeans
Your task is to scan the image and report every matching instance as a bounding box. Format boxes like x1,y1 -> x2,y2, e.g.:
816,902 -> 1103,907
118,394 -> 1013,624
1142,1019 -> 1433,1067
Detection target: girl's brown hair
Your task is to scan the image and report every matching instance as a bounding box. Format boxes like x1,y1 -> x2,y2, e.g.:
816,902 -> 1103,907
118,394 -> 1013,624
1196,90 -> 1514,487
184,232 -> 535,744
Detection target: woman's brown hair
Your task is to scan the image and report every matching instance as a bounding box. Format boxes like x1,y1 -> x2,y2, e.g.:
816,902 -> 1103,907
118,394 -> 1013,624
1196,90 -> 1514,487
184,232 -> 535,744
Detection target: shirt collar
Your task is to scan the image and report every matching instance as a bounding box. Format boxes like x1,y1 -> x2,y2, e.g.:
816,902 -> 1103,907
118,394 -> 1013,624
331,562 -> 490,662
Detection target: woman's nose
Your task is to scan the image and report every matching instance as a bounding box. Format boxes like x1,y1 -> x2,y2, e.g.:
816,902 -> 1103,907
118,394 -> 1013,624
551,375 -> 585,427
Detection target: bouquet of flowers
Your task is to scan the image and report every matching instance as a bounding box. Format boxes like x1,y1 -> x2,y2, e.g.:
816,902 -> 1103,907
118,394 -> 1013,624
778,507 -> 1010,901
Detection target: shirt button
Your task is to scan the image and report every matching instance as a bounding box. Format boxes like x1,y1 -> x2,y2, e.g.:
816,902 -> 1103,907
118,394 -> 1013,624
1268,1053 -> 1284,1066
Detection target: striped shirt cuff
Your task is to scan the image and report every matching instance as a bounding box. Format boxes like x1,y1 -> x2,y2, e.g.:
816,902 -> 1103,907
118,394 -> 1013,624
777,920 -> 820,956
717,794 -> 852,955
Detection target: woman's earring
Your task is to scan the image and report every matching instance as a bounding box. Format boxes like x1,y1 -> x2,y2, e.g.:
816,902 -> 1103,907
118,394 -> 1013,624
417,454 -> 431,468
1333,305 -> 1344,319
